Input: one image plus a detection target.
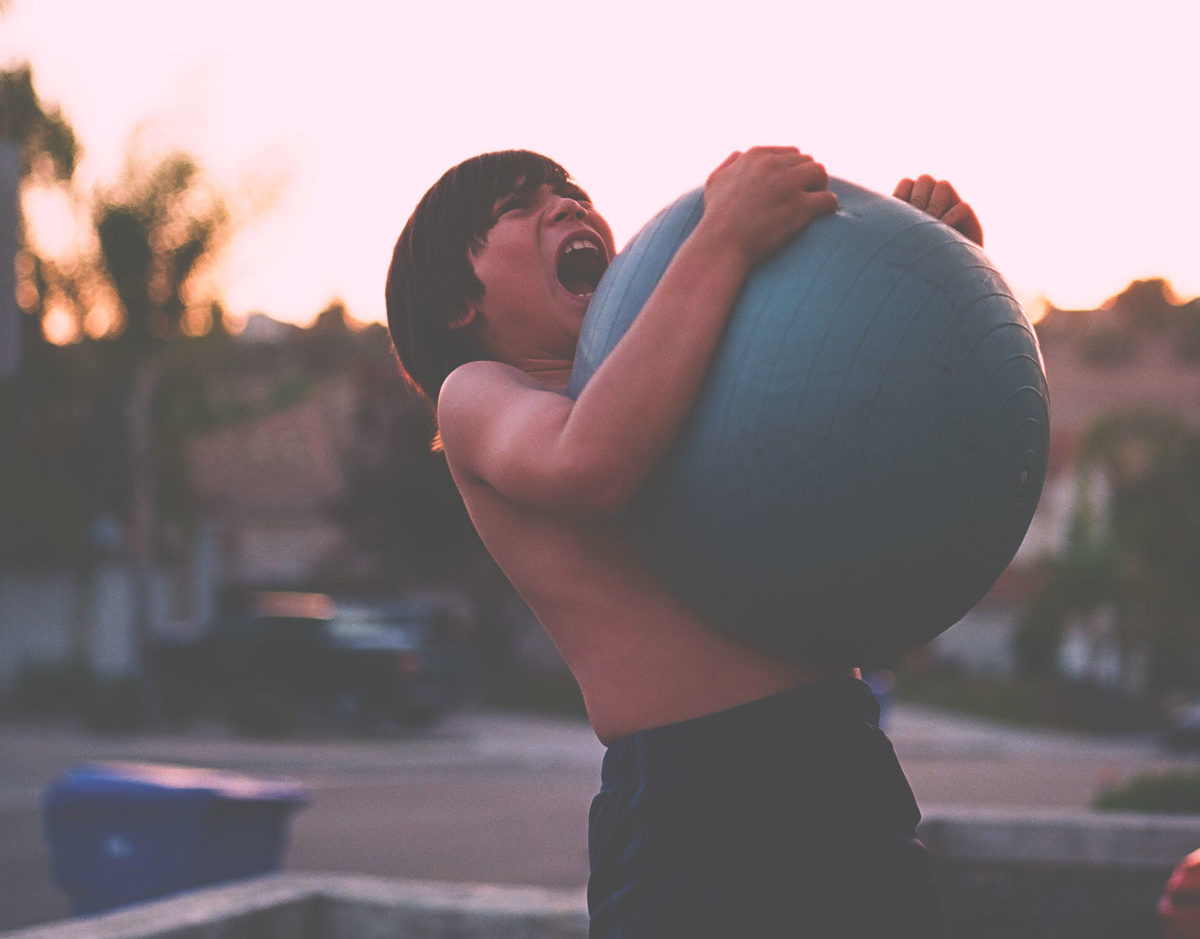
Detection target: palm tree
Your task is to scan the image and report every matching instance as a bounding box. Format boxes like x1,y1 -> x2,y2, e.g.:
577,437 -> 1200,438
1,64 -> 80,351
93,152 -> 230,724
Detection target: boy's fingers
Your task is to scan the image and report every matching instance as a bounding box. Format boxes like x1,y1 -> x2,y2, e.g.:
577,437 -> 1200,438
794,159 -> 830,192
807,190 -> 839,215
896,174 -> 982,245
926,180 -> 961,220
909,174 -> 936,210
748,145 -> 804,157
942,202 -> 983,246
942,202 -> 969,228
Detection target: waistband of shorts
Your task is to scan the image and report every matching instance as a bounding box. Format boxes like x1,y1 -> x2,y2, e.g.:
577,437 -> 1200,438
599,676 -> 881,788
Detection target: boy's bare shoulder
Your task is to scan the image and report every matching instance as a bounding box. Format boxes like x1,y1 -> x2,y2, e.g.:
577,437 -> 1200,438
436,360 -> 560,458
439,360 -> 541,419
438,362 -> 503,433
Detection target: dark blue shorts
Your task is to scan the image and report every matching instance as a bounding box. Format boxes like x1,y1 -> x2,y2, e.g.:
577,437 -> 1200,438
587,678 -> 948,938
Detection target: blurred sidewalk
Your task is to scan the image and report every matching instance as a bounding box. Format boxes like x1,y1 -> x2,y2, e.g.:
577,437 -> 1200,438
0,700 -> 1184,801
2,704 -> 1196,933
887,702 -> 1171,760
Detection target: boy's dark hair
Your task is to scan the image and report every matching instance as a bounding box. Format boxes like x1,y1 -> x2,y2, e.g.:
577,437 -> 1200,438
385,150 -> 590,407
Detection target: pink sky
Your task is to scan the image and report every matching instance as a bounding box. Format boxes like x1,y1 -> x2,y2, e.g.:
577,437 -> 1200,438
3,0 -> 1197,329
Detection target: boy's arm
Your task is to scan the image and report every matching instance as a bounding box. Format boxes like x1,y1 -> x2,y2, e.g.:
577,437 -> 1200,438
439,147 -> 838,515
894,175 -> 984,247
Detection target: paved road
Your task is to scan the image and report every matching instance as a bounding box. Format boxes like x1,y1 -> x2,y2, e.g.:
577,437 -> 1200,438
1,705 -> 1197,933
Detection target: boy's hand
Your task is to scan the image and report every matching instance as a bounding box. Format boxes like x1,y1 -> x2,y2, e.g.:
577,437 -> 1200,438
701,147 -> 839,269
894,175 -> 983,247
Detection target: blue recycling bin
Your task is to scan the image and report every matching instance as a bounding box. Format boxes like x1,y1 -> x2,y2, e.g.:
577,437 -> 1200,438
42,762 -> 307,915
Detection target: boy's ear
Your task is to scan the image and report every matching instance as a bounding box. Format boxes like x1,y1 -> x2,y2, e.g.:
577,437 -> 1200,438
447,308 -> 477,331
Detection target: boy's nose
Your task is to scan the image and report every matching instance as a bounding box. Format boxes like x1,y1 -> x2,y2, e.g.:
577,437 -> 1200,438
550,197 -> 588,224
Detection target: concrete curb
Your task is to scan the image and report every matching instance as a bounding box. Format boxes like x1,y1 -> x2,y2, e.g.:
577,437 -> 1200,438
5,810 -> 1199,938
0,875 -> 589,939
919,809 -> 1200,937
918,806 -> 1200,869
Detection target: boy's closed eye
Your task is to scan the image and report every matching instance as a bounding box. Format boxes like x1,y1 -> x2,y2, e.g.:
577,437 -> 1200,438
494,194 -> 531,218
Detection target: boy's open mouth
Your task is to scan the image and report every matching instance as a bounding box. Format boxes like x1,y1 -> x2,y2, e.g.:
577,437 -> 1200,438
556,238 -> 608,297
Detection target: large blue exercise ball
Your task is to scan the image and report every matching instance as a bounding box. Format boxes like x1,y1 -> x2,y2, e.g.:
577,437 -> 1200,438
567,178 -> 1050,665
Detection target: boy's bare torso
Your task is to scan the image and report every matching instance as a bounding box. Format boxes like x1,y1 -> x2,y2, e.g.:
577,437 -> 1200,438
447,424 -> 835,743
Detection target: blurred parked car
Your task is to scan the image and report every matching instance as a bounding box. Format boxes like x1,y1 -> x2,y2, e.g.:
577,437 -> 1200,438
155,591 -> 464,728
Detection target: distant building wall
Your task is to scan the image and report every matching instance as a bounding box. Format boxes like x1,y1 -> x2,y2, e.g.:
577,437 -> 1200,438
225,516 -> 344,587
0,537 -> 220,691
1,141 -> 19,379
0,565 -> 149,686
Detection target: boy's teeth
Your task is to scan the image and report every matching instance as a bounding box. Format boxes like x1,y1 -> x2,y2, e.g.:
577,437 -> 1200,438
557,238 -> 609,295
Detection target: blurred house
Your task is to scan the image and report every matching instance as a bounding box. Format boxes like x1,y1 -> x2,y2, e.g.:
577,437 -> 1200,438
185,367 -> 556,686
928,296 -> 1200,677
0,365 -> 357,693
188,376 -> 357,589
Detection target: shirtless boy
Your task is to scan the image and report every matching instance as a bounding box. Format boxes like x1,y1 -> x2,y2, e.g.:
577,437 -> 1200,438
386,148 -> 981,937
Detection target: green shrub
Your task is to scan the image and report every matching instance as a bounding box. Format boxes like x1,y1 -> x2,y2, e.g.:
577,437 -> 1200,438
1094,771 -> 1200,814
895,672 -> 1163,733
894,673 -> 1050,727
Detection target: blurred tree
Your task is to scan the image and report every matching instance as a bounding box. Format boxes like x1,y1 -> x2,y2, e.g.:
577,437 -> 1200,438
335,356 -> 531,692
1018,411 -> 1200,694
87,151 -> 231,725
298,299 -> 361,370
1104,278 -> 1179,329
1,66 -> 87,558
337,352 -> 482,585
0,65 -> 79,181
0,64 -> 122,676
1,64 -> 82,346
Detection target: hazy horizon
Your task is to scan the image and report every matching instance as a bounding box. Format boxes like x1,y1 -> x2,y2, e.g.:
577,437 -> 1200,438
3,0 -> 1197,330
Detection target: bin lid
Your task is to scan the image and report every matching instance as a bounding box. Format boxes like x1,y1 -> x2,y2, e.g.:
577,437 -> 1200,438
44,762 -> 308,809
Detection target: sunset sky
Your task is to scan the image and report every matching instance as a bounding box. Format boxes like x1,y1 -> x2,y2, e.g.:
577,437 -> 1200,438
2,0 -> 1197,329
